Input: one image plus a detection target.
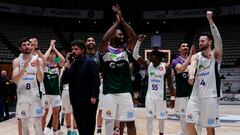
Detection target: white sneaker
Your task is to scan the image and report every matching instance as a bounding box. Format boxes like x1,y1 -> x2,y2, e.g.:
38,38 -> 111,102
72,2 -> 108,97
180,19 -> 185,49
56,130 -> 65,135
44,127 -> 53,135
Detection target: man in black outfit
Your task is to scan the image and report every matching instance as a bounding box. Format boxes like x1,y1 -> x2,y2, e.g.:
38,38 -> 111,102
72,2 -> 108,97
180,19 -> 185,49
62,39 -> 99,135
0,70 -> 11,120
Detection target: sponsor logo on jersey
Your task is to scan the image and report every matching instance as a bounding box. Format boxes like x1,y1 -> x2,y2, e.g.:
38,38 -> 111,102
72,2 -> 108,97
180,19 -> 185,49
198,64 -> 210,72
35,107 -> 43,115
197,71 -> 209,77
150,79 -> 160,83
22,77 -> 34,80
220,97 -> 240,101
187,113 -> 193,119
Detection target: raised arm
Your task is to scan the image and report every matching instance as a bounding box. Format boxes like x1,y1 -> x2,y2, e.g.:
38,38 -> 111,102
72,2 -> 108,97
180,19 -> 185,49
36,58 -> 44,82
132,35 -> 148,68
207,11 -> 223,63
31,38 -> 47,66
44,40 -> 53,61
99,14 -> 121,53
51,40 -> 65,67
175,44 -> 196,73
188,54 -> 198,85
113,5 -> 137,50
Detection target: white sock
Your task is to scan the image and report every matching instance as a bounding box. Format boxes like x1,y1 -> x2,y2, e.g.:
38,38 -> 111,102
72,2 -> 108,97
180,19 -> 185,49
158,119 -> 164,134
180,115 -> 187,135
105,119 -> 115,135
147,117 -> 153,135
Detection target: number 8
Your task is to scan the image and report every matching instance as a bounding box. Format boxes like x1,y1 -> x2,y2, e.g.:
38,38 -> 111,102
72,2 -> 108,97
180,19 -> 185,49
26,83 -> 31,90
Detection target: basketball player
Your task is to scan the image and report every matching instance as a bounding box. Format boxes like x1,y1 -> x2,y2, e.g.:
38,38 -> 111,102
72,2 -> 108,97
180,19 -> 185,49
172,42 -> 202,135
12,38 -> 44,135
99,4 -> 137,135
59,53 -> 77,135
42,39 -> 65,135
132,35 -> 175,135
186,11 -> 223,135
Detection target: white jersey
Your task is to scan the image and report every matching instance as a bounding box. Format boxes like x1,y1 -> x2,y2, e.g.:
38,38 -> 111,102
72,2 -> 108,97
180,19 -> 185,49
191,52 -> 221,99
17,54 -> 40,102
146,62 -> 166,100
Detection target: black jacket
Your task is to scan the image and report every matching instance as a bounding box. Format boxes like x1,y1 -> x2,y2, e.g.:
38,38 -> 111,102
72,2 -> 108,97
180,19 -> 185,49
62,56 -> 99,104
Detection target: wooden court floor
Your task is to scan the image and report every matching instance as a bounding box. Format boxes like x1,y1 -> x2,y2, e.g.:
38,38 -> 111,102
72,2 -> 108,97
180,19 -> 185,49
0,105 -> 239,135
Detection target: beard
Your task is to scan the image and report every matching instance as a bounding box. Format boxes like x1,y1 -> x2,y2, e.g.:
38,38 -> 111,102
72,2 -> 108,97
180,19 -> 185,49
87,43 -> 95,49
23,49 -> 32,54
199,45 -> 208,51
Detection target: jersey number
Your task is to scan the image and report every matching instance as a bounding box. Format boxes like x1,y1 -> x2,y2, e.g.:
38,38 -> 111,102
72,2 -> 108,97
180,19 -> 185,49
152,84 -> 158,90
26,83 -> 31,90
200,79 -> 206,86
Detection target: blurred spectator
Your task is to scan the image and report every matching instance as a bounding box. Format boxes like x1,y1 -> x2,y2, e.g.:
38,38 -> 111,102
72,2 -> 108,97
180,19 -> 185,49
0,70 -> 11,120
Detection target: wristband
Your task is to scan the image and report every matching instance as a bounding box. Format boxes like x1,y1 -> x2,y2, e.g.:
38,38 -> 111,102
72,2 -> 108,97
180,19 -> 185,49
170,96 -> 175,100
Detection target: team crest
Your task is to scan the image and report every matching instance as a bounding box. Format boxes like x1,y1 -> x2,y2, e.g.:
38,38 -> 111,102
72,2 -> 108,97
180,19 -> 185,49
31,61 -> 37,67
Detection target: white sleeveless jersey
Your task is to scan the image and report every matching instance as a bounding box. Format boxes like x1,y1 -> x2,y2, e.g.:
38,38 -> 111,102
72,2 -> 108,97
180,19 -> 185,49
17,54 -> 40,102
146,62 -> 166,100
191,52 -> 220,99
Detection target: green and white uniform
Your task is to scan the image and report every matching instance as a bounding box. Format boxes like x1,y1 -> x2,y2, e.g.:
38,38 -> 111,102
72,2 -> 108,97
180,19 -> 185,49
43,64 -> 62,108
100,46 -> 135,121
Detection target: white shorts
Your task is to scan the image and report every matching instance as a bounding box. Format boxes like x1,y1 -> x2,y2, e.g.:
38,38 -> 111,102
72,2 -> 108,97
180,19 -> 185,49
145,97 -> 167,119
102,93 -> 135,121
200,98 -> 220,127
43,95 -> 62,108
186,98 -> 200,125
175,97 -> 189,116
186,97 -> 220,127
61,90 -> 72,113
16,99 -> 43,118
97,92 -> 103,110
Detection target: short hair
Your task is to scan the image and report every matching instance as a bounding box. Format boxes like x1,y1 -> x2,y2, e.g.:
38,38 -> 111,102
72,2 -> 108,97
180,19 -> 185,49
18,37 -> 30,46
200,32 -> 213,41
178,42 -> 188,49
71,39 -> 86,50
150,50 -> 165,59
84,36 -> 95,42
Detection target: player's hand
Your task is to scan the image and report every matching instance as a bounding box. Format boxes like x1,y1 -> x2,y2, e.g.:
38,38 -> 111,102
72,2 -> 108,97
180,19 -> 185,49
207,11 -> 213,21
90,97 -> 97,104
169,100 -> 175,109
189,44 -> 196,57
115,14 -> 121,24
138,35 -> 145,42
188,76 -> 195,85
50,39 -> 56,50
113,4 -> 123,20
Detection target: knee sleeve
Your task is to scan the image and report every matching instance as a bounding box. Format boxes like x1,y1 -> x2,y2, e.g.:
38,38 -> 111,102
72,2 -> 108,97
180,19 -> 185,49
147,117 -> 153,135
105,119 -> 115,135
158,119 -> 164,133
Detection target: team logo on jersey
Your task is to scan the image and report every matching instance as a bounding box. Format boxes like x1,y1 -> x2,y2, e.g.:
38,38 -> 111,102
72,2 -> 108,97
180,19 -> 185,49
31,61 -> 37,67
160,112 -> 166,117
36,107 -> 43,115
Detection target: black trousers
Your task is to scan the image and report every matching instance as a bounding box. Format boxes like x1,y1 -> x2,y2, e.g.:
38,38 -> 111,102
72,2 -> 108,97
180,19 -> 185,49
72,101 -> 97,135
